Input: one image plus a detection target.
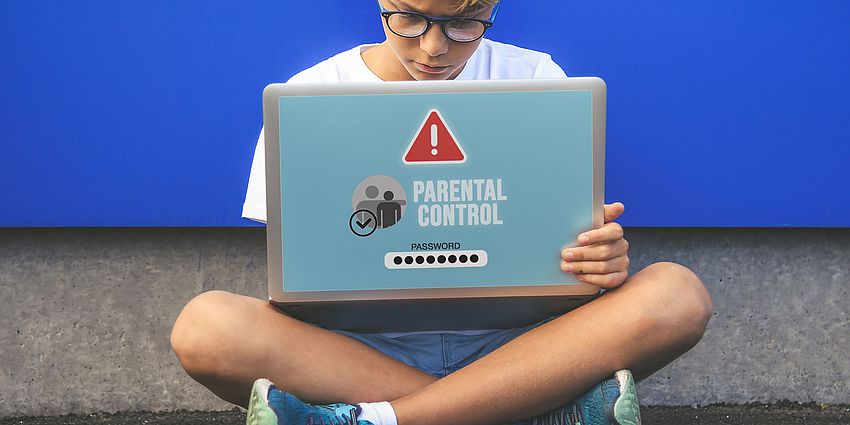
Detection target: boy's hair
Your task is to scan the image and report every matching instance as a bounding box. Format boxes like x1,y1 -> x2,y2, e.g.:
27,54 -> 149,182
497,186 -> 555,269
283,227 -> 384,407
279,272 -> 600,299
452,0 -> 499,14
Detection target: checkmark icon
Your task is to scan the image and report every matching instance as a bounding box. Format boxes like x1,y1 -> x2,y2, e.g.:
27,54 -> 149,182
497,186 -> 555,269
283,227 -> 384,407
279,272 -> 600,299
349,209 -> 378,237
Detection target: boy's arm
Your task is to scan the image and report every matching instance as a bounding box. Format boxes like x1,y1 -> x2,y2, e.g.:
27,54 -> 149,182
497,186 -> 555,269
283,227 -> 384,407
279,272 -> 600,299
539,56 -> 627,288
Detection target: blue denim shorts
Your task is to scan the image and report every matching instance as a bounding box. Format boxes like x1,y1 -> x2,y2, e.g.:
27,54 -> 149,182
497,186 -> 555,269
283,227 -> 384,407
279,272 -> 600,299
333,318 -> 552,378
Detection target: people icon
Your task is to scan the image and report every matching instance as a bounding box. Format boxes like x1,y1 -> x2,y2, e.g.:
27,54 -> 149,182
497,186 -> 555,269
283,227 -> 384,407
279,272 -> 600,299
351,175 -> 407,232
354,185 -> 382,229
377,190 -> 406,228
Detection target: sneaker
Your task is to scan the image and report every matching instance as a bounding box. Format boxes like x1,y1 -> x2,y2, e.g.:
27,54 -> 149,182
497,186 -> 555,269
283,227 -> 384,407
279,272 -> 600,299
246,378 -> 375,425
524,369 -> 641,425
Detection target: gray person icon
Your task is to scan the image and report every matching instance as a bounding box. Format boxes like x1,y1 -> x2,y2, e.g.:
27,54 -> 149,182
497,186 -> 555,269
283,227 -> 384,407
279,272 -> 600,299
351,175 -> 407,231
377,190 -> 406,228
354,185 -> 382,229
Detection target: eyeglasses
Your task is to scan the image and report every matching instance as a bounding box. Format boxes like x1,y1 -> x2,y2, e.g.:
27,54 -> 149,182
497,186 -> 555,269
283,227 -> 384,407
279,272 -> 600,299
378,1 -> 501,43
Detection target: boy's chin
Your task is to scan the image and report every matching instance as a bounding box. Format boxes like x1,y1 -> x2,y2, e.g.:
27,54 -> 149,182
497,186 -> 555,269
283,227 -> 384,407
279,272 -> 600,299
414,74 -> 452,81
407,66 -> 458,81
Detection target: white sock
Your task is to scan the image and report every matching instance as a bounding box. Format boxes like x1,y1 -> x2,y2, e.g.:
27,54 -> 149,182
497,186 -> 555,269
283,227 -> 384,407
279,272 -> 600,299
356,401 -> 397,425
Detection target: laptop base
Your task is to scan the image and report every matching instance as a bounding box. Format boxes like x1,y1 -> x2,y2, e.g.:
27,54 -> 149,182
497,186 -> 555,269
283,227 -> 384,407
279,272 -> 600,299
273,295 -> 597,333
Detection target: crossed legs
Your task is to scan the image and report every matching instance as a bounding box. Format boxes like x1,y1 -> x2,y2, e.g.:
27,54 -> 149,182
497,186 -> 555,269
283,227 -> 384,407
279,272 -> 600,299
171,262 -> 712,424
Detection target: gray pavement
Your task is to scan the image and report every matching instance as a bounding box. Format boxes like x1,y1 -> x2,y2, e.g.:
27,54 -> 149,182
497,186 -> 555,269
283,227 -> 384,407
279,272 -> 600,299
2,228 -> 850,416
2,405 -> 850,425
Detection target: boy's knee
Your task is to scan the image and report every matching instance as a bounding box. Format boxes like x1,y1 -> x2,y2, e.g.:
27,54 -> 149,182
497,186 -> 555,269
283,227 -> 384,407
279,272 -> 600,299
171,290 -> 238,377
641,262 -> 713,341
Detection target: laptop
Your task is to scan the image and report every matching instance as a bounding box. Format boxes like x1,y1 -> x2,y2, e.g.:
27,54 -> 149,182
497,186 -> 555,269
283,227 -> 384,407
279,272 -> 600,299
262,78 -> 606,332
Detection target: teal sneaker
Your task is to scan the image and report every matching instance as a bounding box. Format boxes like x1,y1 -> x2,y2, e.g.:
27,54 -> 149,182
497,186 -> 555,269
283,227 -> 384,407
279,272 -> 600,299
246,379 -> 375,425
525,369 -> 641,425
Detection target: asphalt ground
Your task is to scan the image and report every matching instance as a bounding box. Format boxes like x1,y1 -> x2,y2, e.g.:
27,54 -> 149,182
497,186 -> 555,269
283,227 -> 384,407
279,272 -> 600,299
2,404 -> 849,425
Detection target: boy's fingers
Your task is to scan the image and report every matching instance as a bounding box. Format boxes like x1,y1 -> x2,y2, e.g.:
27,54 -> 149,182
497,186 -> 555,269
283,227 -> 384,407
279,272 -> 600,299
604,202 -> 625,223
560,255 -> 629,275
575,271 -> 629,289
576,221 -> 624,246
562,238 -> 629,261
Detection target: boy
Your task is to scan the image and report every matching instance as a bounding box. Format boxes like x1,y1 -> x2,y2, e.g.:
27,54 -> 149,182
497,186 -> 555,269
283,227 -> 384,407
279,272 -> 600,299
171,1 -> 713,424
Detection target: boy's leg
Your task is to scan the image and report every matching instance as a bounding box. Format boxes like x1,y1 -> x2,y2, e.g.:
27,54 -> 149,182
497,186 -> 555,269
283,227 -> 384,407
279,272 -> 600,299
170,290 -> 438,407
390,262 -> 713,425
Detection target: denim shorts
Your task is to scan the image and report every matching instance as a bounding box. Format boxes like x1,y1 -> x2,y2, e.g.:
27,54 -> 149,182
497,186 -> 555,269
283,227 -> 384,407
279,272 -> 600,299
333,318 -> 553,378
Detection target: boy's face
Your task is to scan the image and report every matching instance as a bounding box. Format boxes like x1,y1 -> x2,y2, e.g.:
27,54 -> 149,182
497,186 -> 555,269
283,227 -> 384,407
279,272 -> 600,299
378,0 -> 494,81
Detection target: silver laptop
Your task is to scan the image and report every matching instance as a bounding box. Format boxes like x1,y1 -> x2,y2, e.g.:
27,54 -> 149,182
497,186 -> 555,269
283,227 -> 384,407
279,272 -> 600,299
263,78 -> 606,332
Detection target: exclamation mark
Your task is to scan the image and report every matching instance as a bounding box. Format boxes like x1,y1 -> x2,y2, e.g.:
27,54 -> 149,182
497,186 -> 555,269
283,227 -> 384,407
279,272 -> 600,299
430,124 -> 438,156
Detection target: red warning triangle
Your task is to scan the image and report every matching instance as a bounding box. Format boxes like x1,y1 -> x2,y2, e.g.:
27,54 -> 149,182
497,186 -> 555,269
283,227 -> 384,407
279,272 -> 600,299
403,109 -> 466,165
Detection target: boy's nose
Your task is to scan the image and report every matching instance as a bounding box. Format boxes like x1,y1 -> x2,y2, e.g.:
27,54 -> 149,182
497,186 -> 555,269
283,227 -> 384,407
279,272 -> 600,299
419,24 -> 449,57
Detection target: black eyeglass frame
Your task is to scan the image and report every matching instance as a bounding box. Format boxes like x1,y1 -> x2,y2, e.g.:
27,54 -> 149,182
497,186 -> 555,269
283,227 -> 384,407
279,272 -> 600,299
379,9 -> 495,43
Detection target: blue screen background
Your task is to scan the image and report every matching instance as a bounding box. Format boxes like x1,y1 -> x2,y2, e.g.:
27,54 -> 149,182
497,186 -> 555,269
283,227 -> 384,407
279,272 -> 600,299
2,1 -> 848,227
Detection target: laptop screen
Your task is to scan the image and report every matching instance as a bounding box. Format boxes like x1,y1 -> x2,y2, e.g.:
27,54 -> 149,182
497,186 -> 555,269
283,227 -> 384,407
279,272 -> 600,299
271,82 -> 601,295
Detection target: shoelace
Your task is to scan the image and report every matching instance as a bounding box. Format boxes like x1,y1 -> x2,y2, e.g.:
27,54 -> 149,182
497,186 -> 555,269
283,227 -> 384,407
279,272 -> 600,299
530,402 -> 584,425
305,406 -> 358,425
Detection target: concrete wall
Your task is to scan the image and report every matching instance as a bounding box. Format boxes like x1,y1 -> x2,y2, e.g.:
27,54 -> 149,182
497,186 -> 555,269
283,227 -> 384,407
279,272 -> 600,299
1,227 -> 848,416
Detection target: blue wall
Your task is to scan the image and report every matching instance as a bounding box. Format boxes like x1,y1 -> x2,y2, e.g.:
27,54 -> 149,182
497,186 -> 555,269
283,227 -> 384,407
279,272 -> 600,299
2,1 -> 849,227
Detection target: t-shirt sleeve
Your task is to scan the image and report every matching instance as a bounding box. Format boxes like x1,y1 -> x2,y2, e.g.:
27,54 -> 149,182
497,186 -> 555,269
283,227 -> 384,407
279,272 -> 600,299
242,127 -> 267,223
533,55 -> 568,79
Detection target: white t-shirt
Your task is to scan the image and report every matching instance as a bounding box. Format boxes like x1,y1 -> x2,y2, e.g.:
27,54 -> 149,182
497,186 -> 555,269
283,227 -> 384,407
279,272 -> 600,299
242,39 -> 567,222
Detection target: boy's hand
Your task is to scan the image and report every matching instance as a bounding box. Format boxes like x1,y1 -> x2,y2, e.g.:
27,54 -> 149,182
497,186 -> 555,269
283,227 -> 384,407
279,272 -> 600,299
560,202 -> 629,289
